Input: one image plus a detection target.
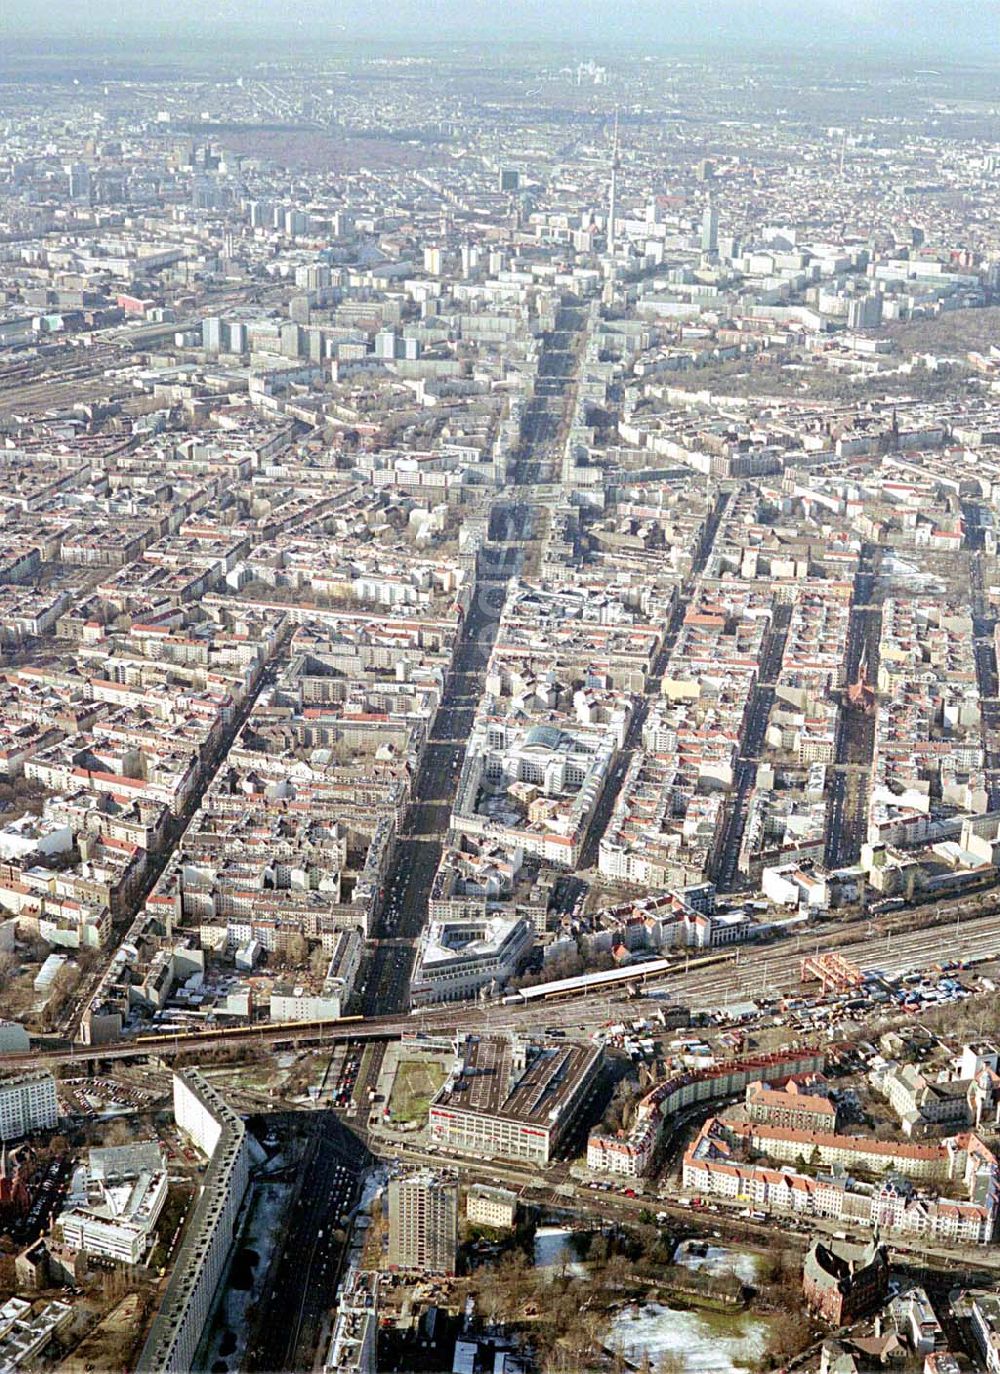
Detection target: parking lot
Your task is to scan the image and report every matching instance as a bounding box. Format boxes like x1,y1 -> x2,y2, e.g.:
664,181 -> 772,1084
58,1075 -> 156,1120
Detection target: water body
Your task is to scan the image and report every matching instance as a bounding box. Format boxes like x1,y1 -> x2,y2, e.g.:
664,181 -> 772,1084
532,1225 -> 587,1276
609,1302 -> 770,1374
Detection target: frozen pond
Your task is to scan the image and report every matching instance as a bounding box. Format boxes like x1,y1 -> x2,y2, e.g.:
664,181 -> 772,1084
673,1240 -> 761,1285
533,1225 -> 587,1276
609,1302 -> 769,1374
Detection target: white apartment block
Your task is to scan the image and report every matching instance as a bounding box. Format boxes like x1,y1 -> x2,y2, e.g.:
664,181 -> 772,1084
0,1071 -> 58,1140
137,1072 -> 250,1373
466,1184 -> 518,1230
270,990 -> 343,1022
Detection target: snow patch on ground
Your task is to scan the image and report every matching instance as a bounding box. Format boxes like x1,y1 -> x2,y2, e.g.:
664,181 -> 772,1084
673,1240 -> 761,1285
198,1171 -> 294,1373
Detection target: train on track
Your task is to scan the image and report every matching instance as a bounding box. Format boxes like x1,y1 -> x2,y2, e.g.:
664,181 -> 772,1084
499,948 -> 739,1004
8,948 -> 745,1060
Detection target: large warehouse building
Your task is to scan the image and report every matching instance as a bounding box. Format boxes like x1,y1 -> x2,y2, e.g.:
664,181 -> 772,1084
428,1033 -> 603,1165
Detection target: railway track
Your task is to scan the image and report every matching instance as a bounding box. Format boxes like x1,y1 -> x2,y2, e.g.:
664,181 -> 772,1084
16,898 -> 1000,1068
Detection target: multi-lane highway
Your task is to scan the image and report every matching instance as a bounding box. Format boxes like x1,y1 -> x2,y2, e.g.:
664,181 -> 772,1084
825,544 -> 882,868
359,507 -> 535,1018
970,547 -> 1000,810
243,1113 -> 368,1374
361,303 -> 589,1016
509,303 -> 588,487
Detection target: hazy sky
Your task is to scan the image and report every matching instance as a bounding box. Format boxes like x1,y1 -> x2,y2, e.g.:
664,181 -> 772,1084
7,0 -> 1000,61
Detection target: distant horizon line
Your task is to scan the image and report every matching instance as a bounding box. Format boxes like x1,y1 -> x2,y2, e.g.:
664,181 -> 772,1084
2,30 -> 1000,68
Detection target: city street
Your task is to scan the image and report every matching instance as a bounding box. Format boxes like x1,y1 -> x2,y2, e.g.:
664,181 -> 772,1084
361,306 -> 589,1016
825,546 -> 882,868
243,1113 -> 369,1374
713,601 -> 791,889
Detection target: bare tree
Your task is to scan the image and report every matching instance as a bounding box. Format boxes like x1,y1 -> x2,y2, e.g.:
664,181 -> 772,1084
765,1310 -> 812,1366
604,1253 -> 632,1291
587,1233 -> 609,1270
275,932 -> 307,968
102,1117 -> 134,1148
